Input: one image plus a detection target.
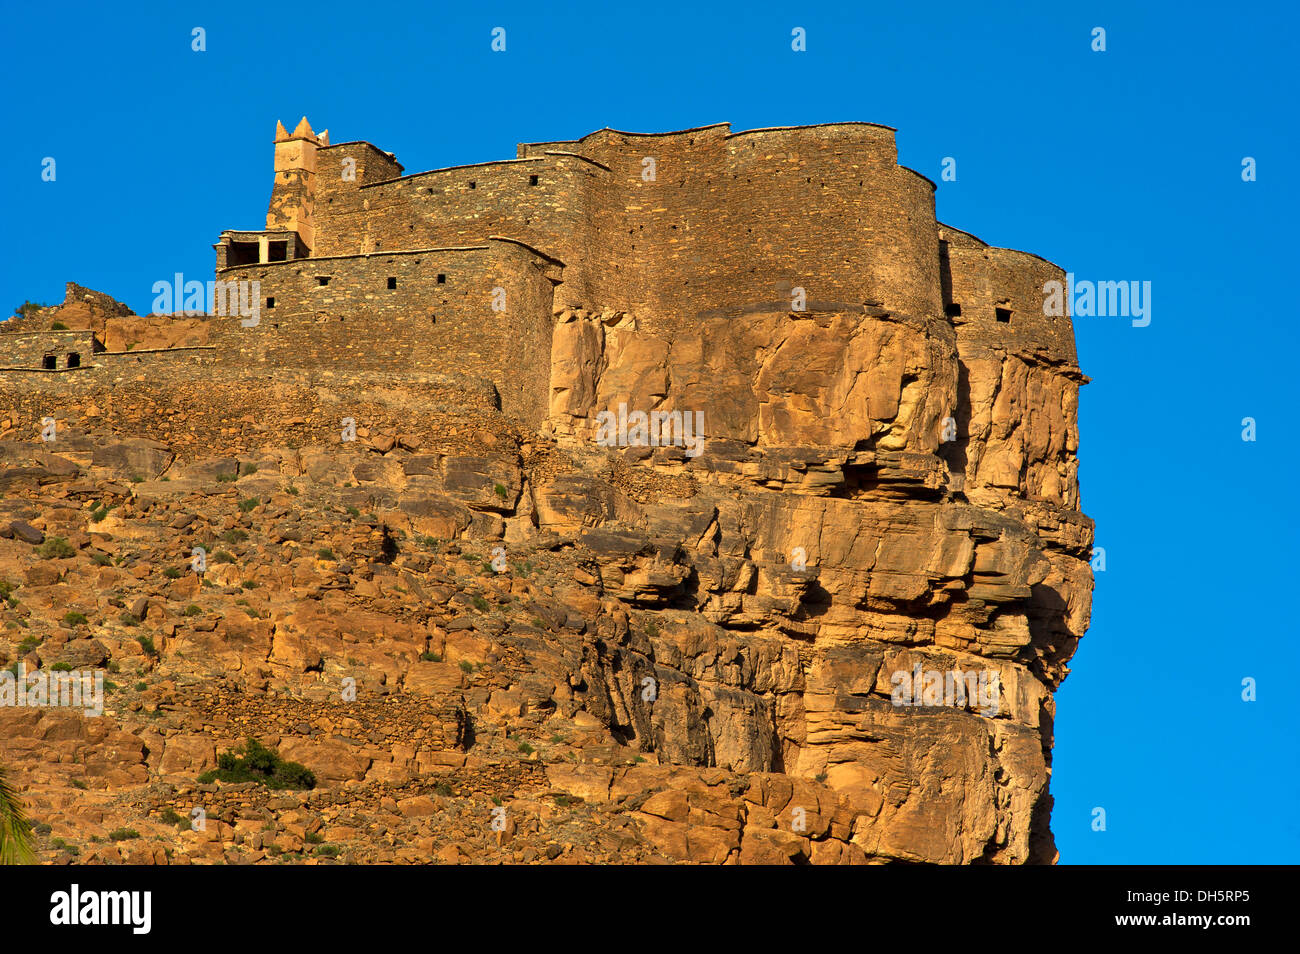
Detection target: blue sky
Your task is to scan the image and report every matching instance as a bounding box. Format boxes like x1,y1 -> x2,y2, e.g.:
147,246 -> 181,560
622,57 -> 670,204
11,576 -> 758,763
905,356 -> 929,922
2,0 -> 1296,863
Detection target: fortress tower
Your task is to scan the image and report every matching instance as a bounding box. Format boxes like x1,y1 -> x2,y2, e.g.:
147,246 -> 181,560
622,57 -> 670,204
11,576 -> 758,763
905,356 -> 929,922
266,117 -> 327,254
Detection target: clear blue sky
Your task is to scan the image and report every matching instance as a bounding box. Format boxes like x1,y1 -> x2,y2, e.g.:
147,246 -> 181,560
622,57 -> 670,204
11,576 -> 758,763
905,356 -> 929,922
1,0 -> 1296,863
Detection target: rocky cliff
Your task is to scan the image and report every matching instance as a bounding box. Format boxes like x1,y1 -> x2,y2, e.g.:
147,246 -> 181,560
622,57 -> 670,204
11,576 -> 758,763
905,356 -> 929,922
0,278 -> 1090,864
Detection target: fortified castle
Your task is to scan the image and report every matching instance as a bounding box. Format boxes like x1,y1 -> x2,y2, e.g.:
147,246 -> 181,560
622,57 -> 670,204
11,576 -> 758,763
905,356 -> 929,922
0,120 -> 1091,865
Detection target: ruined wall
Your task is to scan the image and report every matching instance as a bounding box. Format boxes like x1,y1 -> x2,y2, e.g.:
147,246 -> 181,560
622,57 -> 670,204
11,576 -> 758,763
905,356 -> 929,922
211,239 -> 559,425
0,330 -> 98,370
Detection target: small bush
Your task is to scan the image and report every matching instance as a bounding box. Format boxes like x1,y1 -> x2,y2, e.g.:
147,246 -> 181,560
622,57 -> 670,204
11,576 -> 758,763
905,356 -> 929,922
314,845 -> 340,858
158,808 -> 184,826
182,605 -> 201,617
89,551 -> 111,566
36,537 -> 76,559
164,567 -> 181,579
420,651 -> 442,663
137,635 -> 159,657
134,681 -> 147,692
107,828 -> 140,842
241,463 -> 258,475
196,738 -> 316,790
494,483 -> 508,499
316,548 -> 336,560
50,321 -> 69,330
517,742 -> 534,755
213,550 -> 235,564
50,662 -> 73,672
459,660 -> 474,674
89,505 -> 110,523
471,595 -> 489,612
216,473 -> 236,483
221,529 -> 248,544
238,497 -> 260,513
241,580 -> 260,590
285,484 -> 299,496
345,506 -> 360,518
304,831 -> 324,845
62,611 -> 88,626
119,612 -> 139,627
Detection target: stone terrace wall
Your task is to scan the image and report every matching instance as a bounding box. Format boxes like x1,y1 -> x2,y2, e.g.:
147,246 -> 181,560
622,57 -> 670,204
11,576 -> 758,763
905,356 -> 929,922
211,239 -> 559,425
0,363 -> 501,460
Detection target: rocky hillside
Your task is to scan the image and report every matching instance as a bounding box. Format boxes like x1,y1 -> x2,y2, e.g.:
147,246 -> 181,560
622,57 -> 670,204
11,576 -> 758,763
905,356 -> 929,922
0,300 -> 1091,865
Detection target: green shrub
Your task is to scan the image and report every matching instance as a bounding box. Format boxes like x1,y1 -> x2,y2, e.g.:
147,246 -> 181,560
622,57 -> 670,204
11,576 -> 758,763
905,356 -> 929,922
517,742 -> 534,755
137,635 -> 158,657
221,529 -> 248,543
284,485 -> 299,496
314,845 -> 340,858
50,662 -> 73,672
158,808 -> 184,826
134,681 -> 147,692
182,605 -> 201,617
50,321 -> 68,330
304,831 -> 324,845
89,505 -> 110,523
471,595 -> 489,612
345,506 -> 360,518
420,651 -> 442,663
316,548 -> 335,560
238,497 -> 259,513
216,473 -> 236,483
196,738 -> 316,790
241,463 -> 258,475
107,828 -> 140,841
494,483 -> 508,499
89,551 -> 111,566
119,612 -> 139,627
36,537 -> 75,559
213,551 -> 235,564
459,660 -> 473,674
62,611 -> 88,626
164,567 -> 181,579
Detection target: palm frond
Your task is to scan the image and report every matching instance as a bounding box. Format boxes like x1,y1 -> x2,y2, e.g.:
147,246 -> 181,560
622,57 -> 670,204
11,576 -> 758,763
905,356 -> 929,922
0,766 -> 35,865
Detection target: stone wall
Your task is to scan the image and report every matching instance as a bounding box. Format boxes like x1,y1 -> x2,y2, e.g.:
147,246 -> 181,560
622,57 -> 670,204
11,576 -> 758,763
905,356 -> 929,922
211,239 -> 560,426
0,330 -> 98,370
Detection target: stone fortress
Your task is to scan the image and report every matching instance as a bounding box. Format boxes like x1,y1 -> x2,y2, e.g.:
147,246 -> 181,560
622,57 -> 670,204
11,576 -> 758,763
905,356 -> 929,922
0,118 -> 1092,864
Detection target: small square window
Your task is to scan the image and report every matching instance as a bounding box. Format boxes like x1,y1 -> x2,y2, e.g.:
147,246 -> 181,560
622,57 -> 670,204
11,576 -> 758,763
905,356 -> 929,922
529,174 -> 539,186
42,354 -> 56,369
267,297 -> 275,309
437,273 -> 446,284
944,303 -> 962,317
995,307 -> 1012,323
317,276 -> 330,286
387,277 -> 398,290
469,181 -> 476,189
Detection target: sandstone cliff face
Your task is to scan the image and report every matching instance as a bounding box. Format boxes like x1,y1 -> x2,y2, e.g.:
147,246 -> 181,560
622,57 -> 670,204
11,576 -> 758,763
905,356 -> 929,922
539,302 -> 1092,863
